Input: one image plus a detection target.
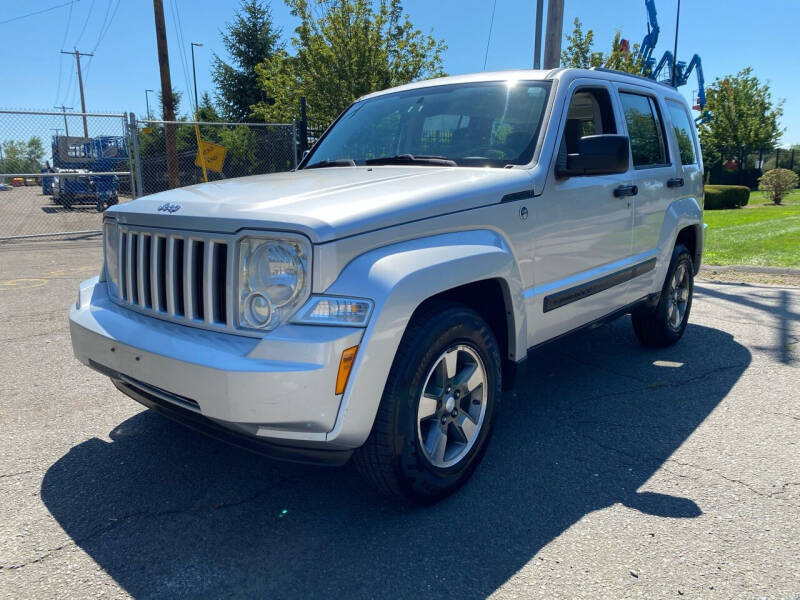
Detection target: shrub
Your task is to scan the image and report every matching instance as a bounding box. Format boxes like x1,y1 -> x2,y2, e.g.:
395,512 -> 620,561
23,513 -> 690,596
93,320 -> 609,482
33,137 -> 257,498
758,168 -> 799,205
704,185 -> 751,210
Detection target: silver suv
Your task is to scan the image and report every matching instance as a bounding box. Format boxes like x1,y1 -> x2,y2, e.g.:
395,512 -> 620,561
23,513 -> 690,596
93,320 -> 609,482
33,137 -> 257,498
70,68 -> 704,502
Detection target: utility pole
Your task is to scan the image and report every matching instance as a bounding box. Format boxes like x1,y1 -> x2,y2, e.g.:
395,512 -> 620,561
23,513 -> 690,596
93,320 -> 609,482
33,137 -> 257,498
60,49 -> 92,138
152,0 -> 179,189
190,41 -> 208,182
543,0 -> 564,69
190,42 -> 203,112
671,0 -> 681,87
533,0 -> 544,69
145,89 -> 154,120
54,105 -> 72,137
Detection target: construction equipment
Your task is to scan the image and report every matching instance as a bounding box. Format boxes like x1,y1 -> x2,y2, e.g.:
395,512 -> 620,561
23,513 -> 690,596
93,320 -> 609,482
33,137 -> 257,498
47,135 -> 128,211
637,0 -> 709,122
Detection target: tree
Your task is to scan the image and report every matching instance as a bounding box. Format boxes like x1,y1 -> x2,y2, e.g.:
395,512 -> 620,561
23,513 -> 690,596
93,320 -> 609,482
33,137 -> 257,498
698,68 -> 784,168
758,168 -> 798,205
560,18 -> 643,74
251,0 -> 446,125
561,18 -> 603,68
212,0 -> 282,121
0,137 -> 45,174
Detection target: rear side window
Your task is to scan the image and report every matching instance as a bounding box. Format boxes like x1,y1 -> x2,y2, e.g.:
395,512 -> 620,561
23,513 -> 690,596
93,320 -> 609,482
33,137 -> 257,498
619,92 -> 669,168
666,101 -> 697,165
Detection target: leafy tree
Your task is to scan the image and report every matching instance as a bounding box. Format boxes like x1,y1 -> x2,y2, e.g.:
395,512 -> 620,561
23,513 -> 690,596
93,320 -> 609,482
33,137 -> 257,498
560,18 -> 643,74
196,92 -> 221,123
699,68 -> 784,168
251,0 -> 446,125
0,137 -> 45,174
758,168 -> 798,205
158,88 -> 183,118
561,18 -> 603,68
212,0 -> 282,121
604,32 -> 645,74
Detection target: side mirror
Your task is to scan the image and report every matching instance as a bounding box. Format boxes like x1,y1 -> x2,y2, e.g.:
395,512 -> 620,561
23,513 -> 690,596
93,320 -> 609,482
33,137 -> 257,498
556,134 -> 629,178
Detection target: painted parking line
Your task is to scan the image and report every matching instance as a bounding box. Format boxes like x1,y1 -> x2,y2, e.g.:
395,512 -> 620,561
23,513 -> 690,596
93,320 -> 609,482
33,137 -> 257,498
0,266 -> 97,290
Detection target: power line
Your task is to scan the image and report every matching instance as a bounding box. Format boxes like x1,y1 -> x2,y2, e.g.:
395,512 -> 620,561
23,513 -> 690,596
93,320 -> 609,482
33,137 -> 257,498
73,0 -> 96,46
483,0 -> 498,71
0,0 -> 79,26
168,0 -> 194,113
54,0 -> 76,105
83,0 -> 123,86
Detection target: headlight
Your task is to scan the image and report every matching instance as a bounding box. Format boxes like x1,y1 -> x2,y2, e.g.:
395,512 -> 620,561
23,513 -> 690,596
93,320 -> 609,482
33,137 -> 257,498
237,236 -> 311,331
103,220 -> 120,297
292,296 -> 373,327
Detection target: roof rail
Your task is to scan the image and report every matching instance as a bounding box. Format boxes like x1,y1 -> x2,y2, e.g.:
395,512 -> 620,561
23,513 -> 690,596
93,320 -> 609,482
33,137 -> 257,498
589,67 -> 676,89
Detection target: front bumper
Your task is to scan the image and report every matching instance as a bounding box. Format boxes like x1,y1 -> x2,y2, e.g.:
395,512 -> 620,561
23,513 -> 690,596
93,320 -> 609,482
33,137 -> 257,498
70,277 -> 365,459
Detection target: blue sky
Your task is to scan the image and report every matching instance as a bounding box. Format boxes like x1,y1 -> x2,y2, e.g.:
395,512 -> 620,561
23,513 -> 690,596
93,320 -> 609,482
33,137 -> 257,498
1,0 -> 799,144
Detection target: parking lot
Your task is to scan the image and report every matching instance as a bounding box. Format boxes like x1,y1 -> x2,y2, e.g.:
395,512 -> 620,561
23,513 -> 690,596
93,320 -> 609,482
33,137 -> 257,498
1,240 -> 798,599
0,186 -> 132,240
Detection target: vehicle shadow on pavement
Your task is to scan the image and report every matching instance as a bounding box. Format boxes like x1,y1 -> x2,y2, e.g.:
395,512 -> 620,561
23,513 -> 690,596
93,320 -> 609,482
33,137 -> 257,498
41,320 -> 750,599
695,283 -> 798,365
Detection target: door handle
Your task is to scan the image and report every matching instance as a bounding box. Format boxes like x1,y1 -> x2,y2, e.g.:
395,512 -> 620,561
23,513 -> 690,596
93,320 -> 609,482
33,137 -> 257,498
614,184 -> 638,197
667,177 -> 685,188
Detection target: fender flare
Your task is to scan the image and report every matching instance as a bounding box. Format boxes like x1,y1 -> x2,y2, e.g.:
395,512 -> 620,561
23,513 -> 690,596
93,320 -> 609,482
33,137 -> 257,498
654,196 -> 703,282
323,229 -> 526,448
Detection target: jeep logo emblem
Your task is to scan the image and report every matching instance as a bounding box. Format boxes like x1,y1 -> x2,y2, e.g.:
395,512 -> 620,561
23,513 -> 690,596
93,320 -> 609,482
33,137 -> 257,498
157,202 -> 181,213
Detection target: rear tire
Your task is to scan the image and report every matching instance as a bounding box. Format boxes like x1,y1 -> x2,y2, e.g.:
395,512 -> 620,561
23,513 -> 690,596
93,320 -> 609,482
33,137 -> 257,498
354,302 -> 502,503
631,243 -> 694,347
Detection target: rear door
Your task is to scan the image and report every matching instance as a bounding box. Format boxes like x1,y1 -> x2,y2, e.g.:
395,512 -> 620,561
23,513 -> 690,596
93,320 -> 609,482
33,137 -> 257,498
614,86 -> 681,299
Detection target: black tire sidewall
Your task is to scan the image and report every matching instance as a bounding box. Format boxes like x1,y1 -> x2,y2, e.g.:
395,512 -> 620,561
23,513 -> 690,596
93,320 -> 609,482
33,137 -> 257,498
391,306 -> 501,501
656,246 -> 694,340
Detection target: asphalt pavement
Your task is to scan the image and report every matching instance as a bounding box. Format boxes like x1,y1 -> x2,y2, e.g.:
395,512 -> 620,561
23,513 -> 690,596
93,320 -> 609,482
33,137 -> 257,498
1,239 -> 798,599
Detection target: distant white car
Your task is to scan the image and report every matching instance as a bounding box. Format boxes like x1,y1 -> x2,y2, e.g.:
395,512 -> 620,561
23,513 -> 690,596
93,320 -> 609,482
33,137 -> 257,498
70,68 -> 704,502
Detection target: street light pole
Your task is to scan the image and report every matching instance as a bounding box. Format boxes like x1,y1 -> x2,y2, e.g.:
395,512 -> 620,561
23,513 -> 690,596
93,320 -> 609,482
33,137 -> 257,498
190,42 -> 203,112
190,41 -> 208,183
671,0 -> 681,87
145,89 -> 154,120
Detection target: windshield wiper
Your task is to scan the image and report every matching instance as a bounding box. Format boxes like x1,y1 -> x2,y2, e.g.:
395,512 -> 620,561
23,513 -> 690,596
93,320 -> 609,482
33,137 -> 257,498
365,154 -> 457,167
305,158 -> 356,169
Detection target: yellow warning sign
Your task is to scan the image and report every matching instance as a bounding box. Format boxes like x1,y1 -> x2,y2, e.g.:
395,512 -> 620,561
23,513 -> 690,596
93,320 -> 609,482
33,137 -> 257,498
195,140 -> 227,172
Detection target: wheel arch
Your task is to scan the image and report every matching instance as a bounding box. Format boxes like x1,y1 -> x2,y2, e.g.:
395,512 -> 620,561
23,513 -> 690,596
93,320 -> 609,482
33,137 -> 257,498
322,229 -> 526,448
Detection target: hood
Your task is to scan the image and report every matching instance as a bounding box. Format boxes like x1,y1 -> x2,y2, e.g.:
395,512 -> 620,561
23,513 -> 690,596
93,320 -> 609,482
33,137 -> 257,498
111,166 -> 533,243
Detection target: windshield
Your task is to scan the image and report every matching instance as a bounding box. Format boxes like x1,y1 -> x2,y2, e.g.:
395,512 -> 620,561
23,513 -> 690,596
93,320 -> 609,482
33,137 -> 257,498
303,80 -> 551,169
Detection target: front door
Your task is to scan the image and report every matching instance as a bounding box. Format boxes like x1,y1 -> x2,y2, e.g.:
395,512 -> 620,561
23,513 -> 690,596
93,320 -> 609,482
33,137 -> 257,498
528,80 -> 635,345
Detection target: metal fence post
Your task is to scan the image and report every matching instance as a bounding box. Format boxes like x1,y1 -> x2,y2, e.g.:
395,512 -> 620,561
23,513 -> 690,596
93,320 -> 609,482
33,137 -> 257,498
291,121 -> 298,168
129,112 -> 144,199
299,97 -> 308,155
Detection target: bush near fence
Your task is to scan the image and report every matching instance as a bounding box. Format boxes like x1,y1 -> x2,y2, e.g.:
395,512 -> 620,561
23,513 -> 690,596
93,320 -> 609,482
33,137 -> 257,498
704,185 -> 750,210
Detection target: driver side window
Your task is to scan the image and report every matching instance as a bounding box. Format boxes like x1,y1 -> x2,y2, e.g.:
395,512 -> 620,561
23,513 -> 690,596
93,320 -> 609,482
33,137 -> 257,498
561,87 -> 617,155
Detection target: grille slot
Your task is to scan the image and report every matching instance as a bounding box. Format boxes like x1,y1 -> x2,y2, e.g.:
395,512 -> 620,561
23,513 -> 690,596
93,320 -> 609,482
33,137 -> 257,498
116,226 -> 231,331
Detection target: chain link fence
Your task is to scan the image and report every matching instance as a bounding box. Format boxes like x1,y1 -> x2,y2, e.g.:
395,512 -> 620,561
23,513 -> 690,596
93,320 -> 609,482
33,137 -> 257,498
133,118 -> 297,196
0,111 -> 299,241
0,109 -> 133,240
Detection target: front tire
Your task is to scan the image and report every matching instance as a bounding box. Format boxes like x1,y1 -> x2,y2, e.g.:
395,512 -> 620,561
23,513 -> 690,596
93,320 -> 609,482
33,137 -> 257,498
354,302 -> 502,503
631,243 -> 694,347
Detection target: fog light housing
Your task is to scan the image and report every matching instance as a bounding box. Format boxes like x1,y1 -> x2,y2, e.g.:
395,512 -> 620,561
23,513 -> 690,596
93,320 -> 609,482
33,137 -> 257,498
243,292 -> 273,329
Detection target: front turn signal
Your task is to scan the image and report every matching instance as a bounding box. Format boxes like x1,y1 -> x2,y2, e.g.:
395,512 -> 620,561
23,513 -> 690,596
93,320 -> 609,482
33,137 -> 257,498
335,345 -> 358,395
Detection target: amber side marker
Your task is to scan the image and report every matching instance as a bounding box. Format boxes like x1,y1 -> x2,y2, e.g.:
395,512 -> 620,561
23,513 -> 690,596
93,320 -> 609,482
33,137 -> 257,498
335,345 -> 358,395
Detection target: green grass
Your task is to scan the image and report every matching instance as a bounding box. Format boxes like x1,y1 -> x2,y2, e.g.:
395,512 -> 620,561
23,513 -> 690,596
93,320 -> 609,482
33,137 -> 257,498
702,189 -> 800,267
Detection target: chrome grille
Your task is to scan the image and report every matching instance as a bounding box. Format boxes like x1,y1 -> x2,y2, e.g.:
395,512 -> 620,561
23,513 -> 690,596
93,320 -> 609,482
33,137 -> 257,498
113,226 -> 234,332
